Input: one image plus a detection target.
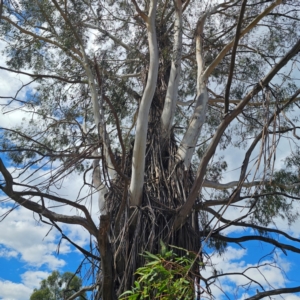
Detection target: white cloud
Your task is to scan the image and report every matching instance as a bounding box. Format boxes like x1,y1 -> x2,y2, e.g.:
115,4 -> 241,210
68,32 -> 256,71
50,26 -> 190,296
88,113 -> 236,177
277,296 -> 300,300
0,247 -> 18,259
21,270 -> 50,290
0,204 -> 66,269
0,270 -> 50,300
0,280 -> 33,300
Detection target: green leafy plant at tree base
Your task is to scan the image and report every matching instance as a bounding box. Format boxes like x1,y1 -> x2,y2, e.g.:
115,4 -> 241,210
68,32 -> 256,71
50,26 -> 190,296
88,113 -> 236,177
119,242 -> 201,300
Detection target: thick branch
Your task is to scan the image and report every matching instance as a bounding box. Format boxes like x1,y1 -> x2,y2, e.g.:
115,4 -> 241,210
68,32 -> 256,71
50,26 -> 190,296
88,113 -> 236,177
161,0 -> 182,136
129,0 -> 158,206
214,233 -> 300,255
178,97 -> 300,106
66,285 -> 97,300
203,179 -> 300,191
197,190 -> 300,208
203,179 -> 262,190
98,214 -> 116,300
245,286 -> 300,300
175,4 -> 209,168
0,159 -> 98,237
0,0 -> 3,20
15,190 -> 97,231
131,0 -> 148,22
176,1 -> 233,168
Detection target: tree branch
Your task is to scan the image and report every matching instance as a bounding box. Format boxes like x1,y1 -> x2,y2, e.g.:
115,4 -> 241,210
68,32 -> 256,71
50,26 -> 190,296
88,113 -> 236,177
0,0 -> 3,21
94,58 -> 128,177
174,38 -> 300,230
0,159 -> 98,237
15,190 -> 97,231
131,0 -> 148,22
214,233 -> 300,255
1,16 -> 83,64
0,66 -> 86,84
83,22 -> 132,51
66,285 -> 98,300
161,0 -> 182,136
176,0 -> 235,168
224,0 -> 247,114
129,0 -> 159,206
234,88 -> 300,204
245,286 -> 300,300
203,178 -> 300,191
202,207 -> 300,245
49,220 -> 100,261
203,0 -> 282,80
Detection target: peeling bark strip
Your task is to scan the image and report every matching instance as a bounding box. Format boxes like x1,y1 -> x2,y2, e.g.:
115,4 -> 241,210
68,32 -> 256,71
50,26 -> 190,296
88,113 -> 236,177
174,38 -> 300,230
129,0 -> 159,207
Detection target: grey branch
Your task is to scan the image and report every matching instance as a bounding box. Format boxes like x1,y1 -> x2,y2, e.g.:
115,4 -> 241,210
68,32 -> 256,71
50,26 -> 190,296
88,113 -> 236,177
245,286 -> 300,300
0,159 -> 98,237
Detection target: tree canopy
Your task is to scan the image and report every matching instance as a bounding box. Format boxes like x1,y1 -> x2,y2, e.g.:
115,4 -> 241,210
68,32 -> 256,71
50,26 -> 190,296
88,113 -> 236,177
0,0 -> 300,299
30,271 -> 86,300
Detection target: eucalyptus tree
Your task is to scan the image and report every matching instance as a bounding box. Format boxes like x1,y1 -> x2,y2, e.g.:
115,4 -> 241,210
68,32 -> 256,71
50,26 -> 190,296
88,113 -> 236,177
1,0 -> 300,299
30,271 -> 86,300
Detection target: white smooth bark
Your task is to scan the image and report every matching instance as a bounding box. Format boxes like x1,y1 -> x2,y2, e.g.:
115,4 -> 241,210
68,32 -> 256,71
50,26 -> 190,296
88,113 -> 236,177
177,82 -> 208,169
129,0 -> 159,206
82,50 -> 116,214
161,0 -> 182,136
92,159 -> 108,214
176,10 -> 208,169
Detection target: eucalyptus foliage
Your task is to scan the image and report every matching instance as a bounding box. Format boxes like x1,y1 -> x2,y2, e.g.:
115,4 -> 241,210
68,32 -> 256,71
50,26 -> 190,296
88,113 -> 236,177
30,271 -> 86,300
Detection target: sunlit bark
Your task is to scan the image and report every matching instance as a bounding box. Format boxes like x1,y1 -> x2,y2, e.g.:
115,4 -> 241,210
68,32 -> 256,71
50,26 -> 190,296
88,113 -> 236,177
129,0 -> 159,206
161,0 -> 182,137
